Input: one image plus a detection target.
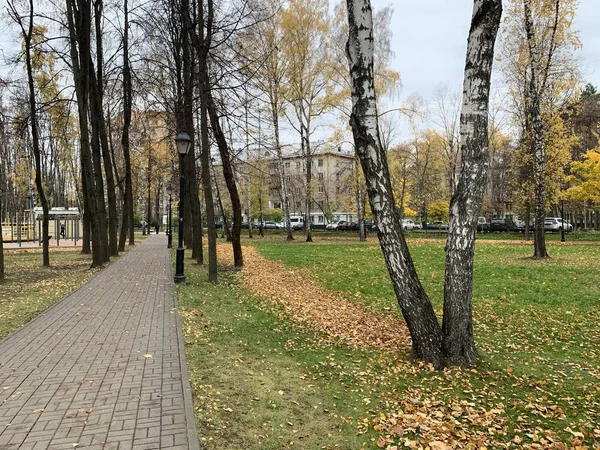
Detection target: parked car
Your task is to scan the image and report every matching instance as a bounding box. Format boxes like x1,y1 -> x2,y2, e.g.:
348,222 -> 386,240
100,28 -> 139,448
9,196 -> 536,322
477,217 -> 489,232
402,219 -> 415,231
489,217 -> 517,232
262,221 -> 279,229
413,222 -> 423,230
326,220 -> 343,230
544,217 -> 573,232
363,220 -> 374,231
337,220 -> 358,231
426,221 -> 449,230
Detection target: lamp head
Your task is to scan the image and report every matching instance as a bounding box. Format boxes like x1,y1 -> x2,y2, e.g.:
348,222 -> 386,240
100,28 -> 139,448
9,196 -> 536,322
175,132 -> 192,155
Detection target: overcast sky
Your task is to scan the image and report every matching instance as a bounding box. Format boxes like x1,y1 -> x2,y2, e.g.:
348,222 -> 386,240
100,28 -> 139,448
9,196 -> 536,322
371,0 -> 600,105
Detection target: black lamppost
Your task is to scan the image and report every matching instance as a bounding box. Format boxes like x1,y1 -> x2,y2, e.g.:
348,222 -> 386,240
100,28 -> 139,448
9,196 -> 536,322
167,185 -> 173,248
560,198 -> 566,242
174,132 -> 191,283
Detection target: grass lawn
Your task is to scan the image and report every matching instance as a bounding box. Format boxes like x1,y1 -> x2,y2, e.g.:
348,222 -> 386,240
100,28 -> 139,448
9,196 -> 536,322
0,248 -> 96,340
181,236 -> 600,449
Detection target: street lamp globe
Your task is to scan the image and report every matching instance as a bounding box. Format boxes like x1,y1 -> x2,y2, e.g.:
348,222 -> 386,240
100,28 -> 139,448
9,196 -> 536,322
175,132 -> 191,155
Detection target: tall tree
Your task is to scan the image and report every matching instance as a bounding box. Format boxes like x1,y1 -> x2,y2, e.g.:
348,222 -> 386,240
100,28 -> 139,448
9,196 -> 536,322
206,94 -> 244,267
119,0 -> 135,250
346,0 -> 502,367
443,0 -> 503,366
500,0 -> 579,258
243,1 -> 294,240
9,0 -> 51,267
184,0 -> 244,268
282,0 -> 331,242
66,0 -> 108,267
90,0 -> 118,257
346,0 -> 443,367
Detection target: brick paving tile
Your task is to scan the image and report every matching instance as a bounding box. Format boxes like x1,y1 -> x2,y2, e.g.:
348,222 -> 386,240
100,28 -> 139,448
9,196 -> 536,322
0,235 -> 200,450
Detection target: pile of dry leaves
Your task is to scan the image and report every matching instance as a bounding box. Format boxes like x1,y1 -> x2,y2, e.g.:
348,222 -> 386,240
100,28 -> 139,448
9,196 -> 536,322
216,244 -> 410,352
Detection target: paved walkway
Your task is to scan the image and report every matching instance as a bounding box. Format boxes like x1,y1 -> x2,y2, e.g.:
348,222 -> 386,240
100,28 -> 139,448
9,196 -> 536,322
0,235 -> 200,450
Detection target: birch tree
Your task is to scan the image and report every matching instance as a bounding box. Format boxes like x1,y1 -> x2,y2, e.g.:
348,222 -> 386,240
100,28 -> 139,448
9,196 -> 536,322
346,0 -> 502,367
442,0 -> 503,366
9,0 -> 51,267
500,0 -> 579,258
282,0 -> 331,242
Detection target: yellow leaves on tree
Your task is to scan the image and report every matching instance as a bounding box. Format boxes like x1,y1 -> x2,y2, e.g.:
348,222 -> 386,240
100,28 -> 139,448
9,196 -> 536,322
566,148 -> 600,204
510,112 -> 576,212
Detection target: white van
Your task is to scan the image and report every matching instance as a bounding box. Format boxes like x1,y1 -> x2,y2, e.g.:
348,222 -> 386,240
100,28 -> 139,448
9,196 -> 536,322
289,215 -> 304,230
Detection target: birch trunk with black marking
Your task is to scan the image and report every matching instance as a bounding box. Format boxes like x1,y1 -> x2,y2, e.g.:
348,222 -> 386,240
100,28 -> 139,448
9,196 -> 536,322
346,0 -> 443,368
523,0 -> 557,259
443,0 -> 502,367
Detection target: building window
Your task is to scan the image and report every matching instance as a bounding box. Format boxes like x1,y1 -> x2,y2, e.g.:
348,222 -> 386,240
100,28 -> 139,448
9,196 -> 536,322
285,162 -> 290,169
318,159 -> 324,167
318,172 -> 323,180
296,161 -> 301,169
318,186 -> 324,193
286,176 -> 291,182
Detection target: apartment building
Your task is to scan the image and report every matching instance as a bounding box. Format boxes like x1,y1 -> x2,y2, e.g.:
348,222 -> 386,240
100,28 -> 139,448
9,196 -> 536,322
264,147 -> 357,226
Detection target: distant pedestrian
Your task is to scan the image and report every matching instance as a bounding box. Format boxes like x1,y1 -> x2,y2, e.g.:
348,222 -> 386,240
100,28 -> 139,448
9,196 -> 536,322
155,224 -> 159,234
60,224 -> 65,238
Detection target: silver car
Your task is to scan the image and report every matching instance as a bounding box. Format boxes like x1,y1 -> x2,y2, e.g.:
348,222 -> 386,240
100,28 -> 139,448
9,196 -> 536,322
543,217 -> 573,232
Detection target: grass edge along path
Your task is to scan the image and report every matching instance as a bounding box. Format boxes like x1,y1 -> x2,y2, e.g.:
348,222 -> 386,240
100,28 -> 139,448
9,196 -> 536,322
0,235 -> 147,341
0,248 -> 97,340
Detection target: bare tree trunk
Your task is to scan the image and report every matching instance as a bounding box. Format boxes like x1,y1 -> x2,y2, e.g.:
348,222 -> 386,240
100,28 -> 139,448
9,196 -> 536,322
91,0 -> 118,258
302,119 -> 313,242
66,0 -> 104,267
0,174 -> 4,283
443,0 -> 502,367
13,0 -> 51,266
119,0 -> 134,250
199,0 -> 217,281
524,0 -> 555,259
271,96 -> 293,241
524,201 -> 531,240
182,7 -> 203,264
207,94 -> 243,266
346,0 -> 443,368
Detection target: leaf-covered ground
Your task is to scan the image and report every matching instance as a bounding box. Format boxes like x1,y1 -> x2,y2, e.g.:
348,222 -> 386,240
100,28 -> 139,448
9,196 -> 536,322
182,237 -> 600,449
0,248 -> 98,340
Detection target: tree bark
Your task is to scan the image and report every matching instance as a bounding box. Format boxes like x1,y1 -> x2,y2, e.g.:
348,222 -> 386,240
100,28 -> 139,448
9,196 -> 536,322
272,102 -> 294,241
524,0 -> 551,258
346,0 -> 443,368
206,94 -> 243,266
442,0 -> 502,367
16,0 -> 50,267
119,0 -> 134,251
182,8 -> 201,262
0,172 -> 4,283
66,0 -> 107,267
198,0 -> 218,281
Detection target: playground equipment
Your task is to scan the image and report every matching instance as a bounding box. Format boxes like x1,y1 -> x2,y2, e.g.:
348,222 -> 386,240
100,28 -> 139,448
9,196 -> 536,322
1,207 -> 82,247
